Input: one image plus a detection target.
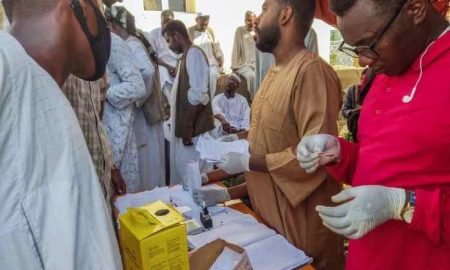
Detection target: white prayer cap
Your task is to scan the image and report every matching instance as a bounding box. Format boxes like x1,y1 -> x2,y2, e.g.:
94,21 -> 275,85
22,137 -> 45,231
228,73 -> 242,83
196,12 -> 210,19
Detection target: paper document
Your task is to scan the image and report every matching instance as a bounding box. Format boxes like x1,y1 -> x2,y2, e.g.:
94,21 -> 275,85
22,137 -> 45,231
114,186 -> 171,215
245,234 -> 312,270
196,135 -> 249,162
210,247 -> 245,270
188,215 -> 275,249
211,207 -> 252,227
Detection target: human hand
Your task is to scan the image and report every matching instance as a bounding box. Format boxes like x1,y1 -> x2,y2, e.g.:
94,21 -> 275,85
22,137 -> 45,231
217,152 -> 249,175
193,187 -> 231,207
222,122 -> 231,133
297,134 -> 340,173
219,134 -> 239,142
183,137 -> 194,146
111,168 -> 127,195
201,173 -> 209,185
316,185 -> 406,239
168,66 -> 177,77
227,126 -> 240,134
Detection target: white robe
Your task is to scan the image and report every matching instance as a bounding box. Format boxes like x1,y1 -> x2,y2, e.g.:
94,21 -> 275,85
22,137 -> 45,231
192,30 -> 223,98
127,36 -> 166,190
103,33 -> 146,193
212,93 -> 250,130
231,26 -> 256,98
0,32 -> 121,269
169,47 -> 212,185
145,27 -> 180,91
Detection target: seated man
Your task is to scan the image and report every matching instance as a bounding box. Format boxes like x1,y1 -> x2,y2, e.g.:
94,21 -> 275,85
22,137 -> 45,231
212,74 -> 250,135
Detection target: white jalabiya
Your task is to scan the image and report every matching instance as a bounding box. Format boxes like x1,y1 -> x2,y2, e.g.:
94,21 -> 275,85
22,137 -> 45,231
169,47 -> 213,185
192,30 -> 223,98
145,27 -> 180,91
103,33 -> 146,193
212,93 -> 250,130
232,26 -> 257,98
0,32 -> 121,269
127,36 -> 166,190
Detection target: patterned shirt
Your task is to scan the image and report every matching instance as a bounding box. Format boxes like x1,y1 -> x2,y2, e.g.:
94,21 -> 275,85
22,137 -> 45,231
62,75 -> 114,198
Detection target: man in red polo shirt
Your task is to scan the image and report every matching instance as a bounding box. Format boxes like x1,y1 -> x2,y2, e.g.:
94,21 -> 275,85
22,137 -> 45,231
297,0 -> 450,269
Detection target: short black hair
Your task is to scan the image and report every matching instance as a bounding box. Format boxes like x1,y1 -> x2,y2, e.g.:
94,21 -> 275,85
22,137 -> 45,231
330,0 -> 403,17
161,9 -> 174,18
162,19 -> 189,39
279,0 -> 316,30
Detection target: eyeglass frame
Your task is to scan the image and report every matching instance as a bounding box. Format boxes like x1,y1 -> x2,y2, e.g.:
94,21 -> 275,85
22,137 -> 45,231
338,0 -> 409,59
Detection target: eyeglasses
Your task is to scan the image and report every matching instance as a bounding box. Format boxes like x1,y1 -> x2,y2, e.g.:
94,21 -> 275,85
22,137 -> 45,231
338,0 -> 408,59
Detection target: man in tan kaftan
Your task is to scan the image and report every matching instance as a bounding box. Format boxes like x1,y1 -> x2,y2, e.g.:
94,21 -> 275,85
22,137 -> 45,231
193,1 -> 345,269
231,11 -> 257,98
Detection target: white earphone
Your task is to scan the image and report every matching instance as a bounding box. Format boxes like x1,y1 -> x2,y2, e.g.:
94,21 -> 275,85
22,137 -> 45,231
402,25 -> 450,104
402,40 -> 434,103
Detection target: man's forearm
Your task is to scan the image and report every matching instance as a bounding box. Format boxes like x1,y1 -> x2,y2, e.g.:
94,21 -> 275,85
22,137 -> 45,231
249,154 -> 269,173
157,58 -> 169,68
228,182 -> 248,200
215,114 -> 227,123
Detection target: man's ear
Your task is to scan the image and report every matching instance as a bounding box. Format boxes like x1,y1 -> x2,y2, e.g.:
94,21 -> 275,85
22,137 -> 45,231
279,5 -> 294,26
407,0 -> 428,26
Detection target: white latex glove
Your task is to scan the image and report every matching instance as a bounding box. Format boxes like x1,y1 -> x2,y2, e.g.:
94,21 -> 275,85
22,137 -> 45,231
217,152 -> 250,175
316,185 -> 406,239
193,187 -> 231,207
296,134 -> 340,174
201,173 -> 209,185
219,134 -> 239,142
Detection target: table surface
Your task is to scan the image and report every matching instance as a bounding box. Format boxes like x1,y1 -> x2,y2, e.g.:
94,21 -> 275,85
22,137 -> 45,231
114,192 -> 316,270
225,200 -> 316,270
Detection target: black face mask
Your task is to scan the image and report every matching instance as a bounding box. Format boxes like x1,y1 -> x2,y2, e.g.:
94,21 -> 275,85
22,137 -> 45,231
70,0 -> 111,81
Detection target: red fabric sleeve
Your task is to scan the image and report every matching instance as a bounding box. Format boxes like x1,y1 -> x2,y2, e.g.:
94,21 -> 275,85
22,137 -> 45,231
410,188 -> 450,245
325,137 -> 359,185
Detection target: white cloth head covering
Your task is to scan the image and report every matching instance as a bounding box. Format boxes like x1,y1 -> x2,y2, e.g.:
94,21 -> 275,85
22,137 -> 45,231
228,73 -> 242,83
196,12 -> 210,19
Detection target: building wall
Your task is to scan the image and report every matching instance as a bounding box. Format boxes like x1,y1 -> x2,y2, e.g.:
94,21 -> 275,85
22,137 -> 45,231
118,0 -> 333,69
0,5 -> 4,30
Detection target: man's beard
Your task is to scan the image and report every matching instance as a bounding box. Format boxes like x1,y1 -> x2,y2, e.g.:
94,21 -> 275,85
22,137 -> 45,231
224,90 -> 236,98
255,22 -> 280,53
170,45 -> 183,54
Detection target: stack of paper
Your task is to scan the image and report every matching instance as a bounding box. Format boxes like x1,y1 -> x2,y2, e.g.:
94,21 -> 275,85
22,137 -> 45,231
114,187 -> 171,215
211,207 -> 251,227
188,215 -> 276,249
210,247 -> 245,270
196,135 -> 249,162
245,234 -> 312,270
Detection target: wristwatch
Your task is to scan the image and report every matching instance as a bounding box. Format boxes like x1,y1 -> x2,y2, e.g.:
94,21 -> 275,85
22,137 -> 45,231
401,190 -> 416,224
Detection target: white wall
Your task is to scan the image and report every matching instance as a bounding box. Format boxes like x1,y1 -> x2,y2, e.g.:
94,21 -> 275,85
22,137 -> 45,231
118,0 -> 333,69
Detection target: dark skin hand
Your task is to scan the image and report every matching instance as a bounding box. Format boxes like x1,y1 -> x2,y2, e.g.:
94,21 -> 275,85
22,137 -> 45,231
168,67 -> 177,77
222,122 -> 231,133
226,126 -> 240,134
158,59 -> 177,77
182,137 -> 194,146
236,130 -> 249,140
111,168 -> 127,195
